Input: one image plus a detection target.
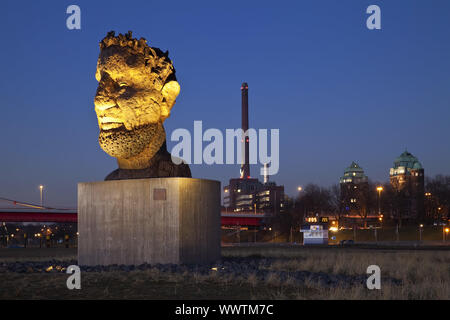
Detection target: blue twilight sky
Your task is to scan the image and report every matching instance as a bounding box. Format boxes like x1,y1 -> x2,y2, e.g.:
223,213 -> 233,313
0,0 -> 449,207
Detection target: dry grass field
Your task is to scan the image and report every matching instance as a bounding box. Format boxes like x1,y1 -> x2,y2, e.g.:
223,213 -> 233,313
0,246 -> 448,300
223,246 -> 450,299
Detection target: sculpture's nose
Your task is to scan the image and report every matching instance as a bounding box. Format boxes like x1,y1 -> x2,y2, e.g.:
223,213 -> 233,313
95,93 -> 116,112
95,73 -> 118,112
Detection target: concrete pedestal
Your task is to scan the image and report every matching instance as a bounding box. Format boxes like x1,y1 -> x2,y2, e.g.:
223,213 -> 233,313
78,178 -> 221,266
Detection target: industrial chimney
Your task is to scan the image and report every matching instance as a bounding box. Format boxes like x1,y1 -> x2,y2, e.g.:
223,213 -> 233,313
263,163 -> 269,184
240,82 -> 250,179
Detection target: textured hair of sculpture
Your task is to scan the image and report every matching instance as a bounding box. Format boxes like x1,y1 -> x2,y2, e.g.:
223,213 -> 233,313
99,30 -> 176,85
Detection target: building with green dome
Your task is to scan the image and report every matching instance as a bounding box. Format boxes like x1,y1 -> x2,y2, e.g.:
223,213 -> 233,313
389,150 -> 425,222
340,162 -> 369,219
390,150 -> 424,177
340,161 -> 368,185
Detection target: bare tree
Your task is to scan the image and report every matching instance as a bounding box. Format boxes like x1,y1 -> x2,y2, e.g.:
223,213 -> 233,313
425,175 -> 450,223
329,183 -> 343,223
295,184 -> 333,218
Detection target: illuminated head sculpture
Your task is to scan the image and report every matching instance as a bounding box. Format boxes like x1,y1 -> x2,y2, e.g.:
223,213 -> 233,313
94,31 -> 181,170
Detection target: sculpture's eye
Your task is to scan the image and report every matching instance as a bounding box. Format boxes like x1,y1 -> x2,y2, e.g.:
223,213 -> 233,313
119,82 -> 128,87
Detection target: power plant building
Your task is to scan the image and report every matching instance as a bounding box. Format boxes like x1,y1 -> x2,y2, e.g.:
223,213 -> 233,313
223,82 -> 284,215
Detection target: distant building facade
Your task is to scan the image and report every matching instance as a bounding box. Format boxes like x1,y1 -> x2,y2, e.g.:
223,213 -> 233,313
224,178 -> 262,212
224,179 -> 284,215
389,150 -> 425,222
256,182 -> 285,214
339,161 -> 369,216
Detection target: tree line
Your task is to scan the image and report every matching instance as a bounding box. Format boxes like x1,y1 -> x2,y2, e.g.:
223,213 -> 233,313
274,175 -> 450,233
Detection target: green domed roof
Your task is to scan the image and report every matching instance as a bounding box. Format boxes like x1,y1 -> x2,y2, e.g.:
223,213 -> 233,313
344,161 -> 364,173
393,150 -> 422,170
340,161 -> 368,184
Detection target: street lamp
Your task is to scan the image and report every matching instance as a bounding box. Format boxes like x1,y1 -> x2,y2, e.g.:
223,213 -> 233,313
424,192 -> 432,221
419,224 -> 424,241
293,186 -> 302,209
444,227 -> 449,242
376,186 -> 383,218
39,185 -> 44,207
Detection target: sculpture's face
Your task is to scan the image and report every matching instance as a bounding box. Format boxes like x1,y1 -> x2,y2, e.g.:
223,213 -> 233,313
94,45 -> 180,159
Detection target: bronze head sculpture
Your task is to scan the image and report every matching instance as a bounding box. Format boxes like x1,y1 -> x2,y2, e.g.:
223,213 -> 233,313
94,31 -> 191,180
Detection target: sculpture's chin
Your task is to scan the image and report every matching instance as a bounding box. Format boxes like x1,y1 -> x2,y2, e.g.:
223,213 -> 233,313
99,123 -> 159,159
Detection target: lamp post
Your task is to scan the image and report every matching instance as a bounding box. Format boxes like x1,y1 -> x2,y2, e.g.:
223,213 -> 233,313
376,186 -> 383,230
376,186 -> 383,215
425,192 -> 432,222
444,227 -> 449,243
297,186 -> 302,203
39,185 -> 44,208
419,224 -> 423,242
294,186 -> 302,209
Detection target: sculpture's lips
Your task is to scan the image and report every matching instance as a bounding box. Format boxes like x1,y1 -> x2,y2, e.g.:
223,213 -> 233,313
100,116 -> 122,123
99,116 -> 124,130
101,123 -> 124,130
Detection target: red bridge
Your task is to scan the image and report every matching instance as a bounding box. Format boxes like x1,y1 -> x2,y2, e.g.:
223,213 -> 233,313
0,209 -> 266,226
0,198 -> 267,226
221,212 -> 267,227
0,209 -> 77,223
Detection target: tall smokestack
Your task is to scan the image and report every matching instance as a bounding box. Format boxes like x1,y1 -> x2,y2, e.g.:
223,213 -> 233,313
240,82 -> 250,179
263,163 -> 269,184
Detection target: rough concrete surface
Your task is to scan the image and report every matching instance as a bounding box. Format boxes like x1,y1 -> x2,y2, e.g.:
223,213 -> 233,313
78,178 -> 220,265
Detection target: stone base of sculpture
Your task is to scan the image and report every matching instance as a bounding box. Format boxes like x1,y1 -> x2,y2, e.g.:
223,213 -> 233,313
78,178 -> 221,266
